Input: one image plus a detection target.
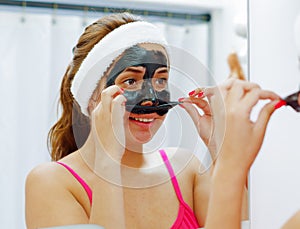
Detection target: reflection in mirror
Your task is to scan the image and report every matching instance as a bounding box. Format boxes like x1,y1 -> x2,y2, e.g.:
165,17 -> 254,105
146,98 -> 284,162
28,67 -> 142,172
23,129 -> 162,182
0,0 -> 248,228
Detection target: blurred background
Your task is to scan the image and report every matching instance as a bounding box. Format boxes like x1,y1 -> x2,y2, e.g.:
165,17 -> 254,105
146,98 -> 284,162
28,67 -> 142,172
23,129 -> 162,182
0,0 -> 247,228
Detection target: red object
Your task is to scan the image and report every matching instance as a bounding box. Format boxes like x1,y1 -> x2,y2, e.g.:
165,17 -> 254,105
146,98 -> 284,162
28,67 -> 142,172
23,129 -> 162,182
195,91 -> 204,98
274,100 -> 287,109
188,90 -> 195,96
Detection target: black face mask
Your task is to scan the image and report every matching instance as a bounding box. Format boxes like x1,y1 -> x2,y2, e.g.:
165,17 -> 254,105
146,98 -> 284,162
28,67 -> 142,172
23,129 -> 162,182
105,45 -> 178,116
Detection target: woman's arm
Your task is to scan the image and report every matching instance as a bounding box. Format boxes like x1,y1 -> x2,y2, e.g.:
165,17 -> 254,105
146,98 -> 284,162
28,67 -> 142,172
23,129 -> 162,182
282,210 -> 300,229
205,158 -> 248,229
203,79 -> 280,229
25,163 -> 89,229
193,161 -> 248,227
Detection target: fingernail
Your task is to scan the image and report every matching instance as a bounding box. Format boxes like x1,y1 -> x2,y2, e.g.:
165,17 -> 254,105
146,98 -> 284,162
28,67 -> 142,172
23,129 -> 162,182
178,97 -> 185,102
188,90 -> 195,96
120,88 -> 125,93
195,91 -> 204,98
274,100 -> 286,109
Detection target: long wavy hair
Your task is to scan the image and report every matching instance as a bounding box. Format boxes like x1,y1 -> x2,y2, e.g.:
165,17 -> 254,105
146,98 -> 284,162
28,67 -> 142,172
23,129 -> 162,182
48,13 -> 141,161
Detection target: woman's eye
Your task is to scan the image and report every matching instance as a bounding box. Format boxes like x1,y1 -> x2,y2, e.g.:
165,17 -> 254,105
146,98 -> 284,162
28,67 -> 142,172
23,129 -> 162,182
154,78 -> 167,86
159,78 -> 166,84
124,78 -> 136,85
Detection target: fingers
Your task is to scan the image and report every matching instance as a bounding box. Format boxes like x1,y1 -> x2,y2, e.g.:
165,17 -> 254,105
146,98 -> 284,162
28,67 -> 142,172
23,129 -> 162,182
111,94 -> 127,127
98,85 -> 124,113
188,97 -> 212,115
188,88 -> 205,97
251,89 -> 280,101
111,94 -> 127,146
91,85 -> 126,153
186,79 -> 279,124
204,79 -> 260,98
242,89 -> 281,113
179,99 -> 201,125
253,99 -> 279,141
202,79 -> 278,115
180,88 -> 212,119
200,86 -> 218,98
226,80 -> 261,103
197,79 -> 242,105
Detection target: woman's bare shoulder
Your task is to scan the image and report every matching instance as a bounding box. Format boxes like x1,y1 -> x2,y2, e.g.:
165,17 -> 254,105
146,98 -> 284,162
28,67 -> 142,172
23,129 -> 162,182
26,151 -> 82,183
163,147 -> 208,175
25,161 -> 72,205
25,157 -> 89,228
26,151 -> 85,190
165,147 -> 206,164
163,146 -> 195,159
26,162 -> 62,184
170,147 -> 212,185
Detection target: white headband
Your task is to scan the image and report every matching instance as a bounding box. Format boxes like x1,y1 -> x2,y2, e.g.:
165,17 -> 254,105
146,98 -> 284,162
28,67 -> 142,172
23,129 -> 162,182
71,21 -> 168,116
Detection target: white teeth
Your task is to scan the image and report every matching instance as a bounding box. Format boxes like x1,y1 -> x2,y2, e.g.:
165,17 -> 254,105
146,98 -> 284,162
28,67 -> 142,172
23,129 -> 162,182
132,117 -> 154,123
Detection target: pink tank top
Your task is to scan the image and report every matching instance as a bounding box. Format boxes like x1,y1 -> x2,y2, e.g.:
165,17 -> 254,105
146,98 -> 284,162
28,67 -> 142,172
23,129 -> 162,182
57,150 -> 200,228
56,161 -> 93,205
159,149 -> 200,229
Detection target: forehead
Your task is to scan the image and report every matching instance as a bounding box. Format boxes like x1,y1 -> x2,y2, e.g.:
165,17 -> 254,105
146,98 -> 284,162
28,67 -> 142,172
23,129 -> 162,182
138,43 -> 168,55
107,43 -> 168,84
104,43 -> 169,86
112,44 -> 168,70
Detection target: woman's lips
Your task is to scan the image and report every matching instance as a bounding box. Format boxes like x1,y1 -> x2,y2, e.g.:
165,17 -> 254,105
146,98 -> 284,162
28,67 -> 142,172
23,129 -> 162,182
130,117 -> 154,123
128,114 -> 157,128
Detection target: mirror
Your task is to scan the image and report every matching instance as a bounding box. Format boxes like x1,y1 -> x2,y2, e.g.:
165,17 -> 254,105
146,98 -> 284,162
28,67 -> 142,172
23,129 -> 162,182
0,0 -> 248,228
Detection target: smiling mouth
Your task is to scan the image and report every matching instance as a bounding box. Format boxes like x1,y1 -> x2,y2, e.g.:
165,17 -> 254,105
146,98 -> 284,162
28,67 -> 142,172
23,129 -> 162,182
129,117 -> 154,123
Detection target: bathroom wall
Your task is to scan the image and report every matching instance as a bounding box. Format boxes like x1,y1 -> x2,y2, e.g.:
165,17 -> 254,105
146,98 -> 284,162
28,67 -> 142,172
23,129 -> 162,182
249,0 -> 300,228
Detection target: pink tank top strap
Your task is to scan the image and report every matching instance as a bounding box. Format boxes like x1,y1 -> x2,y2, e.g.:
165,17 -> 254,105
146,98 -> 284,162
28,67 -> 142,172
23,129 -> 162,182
56,162 -> 93,205
159,149 -> 200,229
159,149 -> 184,203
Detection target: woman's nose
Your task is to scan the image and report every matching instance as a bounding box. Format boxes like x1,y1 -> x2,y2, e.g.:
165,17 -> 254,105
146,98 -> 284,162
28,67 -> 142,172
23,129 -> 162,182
140,80 -> 159,106
140,100 -> 155,106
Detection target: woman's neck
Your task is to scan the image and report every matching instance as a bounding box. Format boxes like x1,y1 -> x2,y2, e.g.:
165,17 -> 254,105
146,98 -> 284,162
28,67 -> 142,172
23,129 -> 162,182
79,133 -> 166,188
80,133 -> 157,169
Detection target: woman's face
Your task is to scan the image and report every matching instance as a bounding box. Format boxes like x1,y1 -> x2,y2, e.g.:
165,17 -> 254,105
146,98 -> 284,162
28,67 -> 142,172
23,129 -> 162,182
104,43 -> 170,145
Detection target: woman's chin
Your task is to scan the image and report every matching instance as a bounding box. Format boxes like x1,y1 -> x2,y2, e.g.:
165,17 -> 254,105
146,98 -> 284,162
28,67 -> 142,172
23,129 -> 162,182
132,133 -> 153,144
125,132 -> 154,147
125,116 -> 164,148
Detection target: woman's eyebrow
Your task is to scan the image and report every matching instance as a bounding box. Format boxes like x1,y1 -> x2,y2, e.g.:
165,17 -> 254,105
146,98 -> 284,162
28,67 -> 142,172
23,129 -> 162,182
155,67 -> 169,74
123,66 -> 145,73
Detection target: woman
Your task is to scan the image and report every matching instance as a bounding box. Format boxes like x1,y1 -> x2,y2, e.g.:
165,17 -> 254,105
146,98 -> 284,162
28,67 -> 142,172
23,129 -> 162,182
25,13 -> 265,229
26,13 -> 211,229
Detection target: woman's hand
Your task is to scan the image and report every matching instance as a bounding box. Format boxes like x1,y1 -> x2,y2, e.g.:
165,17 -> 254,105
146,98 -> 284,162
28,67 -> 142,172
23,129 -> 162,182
178,88 -> 215,160
179,79 -> 280,168
89,86 -> 128,227
90,85 -> 127,161
209,79 -> 280,172
204,79 -> 280,229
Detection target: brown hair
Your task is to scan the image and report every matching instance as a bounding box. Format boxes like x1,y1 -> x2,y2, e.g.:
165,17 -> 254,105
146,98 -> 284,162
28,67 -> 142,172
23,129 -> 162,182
48,13 -> 141,161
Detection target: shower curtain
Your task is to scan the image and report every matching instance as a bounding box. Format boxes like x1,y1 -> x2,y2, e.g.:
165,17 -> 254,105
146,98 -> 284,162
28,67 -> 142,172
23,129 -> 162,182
0,10 -> 208,228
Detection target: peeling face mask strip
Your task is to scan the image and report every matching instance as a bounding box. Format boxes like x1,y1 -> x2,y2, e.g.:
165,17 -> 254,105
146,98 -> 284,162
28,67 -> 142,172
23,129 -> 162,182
105,45 -> 179,115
